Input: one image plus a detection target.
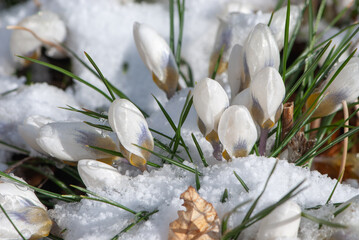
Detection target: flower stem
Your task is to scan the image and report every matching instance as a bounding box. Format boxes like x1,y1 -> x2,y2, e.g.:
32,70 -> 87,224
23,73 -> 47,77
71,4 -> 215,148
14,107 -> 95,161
259,128 -> 269,156
210,140 -> 223,161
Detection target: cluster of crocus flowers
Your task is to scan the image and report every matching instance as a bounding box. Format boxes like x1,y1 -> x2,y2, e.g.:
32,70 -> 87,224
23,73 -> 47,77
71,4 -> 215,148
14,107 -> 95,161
0,176 -> 52,239
108,98 -> 154,171
7,11 -> 67,67
133,22 -> 179,99
306,58 -> 359,118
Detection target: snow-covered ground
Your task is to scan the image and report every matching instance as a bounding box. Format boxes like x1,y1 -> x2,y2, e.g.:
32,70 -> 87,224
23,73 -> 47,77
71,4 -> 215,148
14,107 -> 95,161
0,0 -> 358,239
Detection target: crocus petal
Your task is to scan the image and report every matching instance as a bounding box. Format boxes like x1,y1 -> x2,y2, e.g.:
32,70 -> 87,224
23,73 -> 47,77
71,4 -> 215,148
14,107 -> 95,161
36,122 -> 118,162
18,115 -> 53,154
9,11 -> 67,65
218,105 -> 257,159
133,22 -> 178,98
244,23 -> 280,78
306,58 -> 359,118
231,88 -> 252,110
269,5 -> 302,50
0,176 -> 52,239
257,200 -> 301,240
228,44 -> 250,98
193,78 -> 229,137
250,67 -> 285,129
108,99 -> 154,170
78,159 -> 122,189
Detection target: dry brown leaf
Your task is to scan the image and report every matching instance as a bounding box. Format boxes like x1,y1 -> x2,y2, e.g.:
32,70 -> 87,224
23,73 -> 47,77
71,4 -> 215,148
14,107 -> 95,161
168,186 -> 220,240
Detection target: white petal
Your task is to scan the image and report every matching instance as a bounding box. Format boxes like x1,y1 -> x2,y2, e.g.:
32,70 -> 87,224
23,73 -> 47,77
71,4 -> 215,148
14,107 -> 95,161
231,88 -> 252,110
257,200 -> 301,240
250,67 -> 285,128
18,115 -> 53,154
269,5 -> 302,50
228,44 -> 250,98
218,105 -> 257,158
36,122 -> 118,161
244,23 -> 280,78
108,99 -> 154,166
133,22 -> 178,98
193,78 -> 229,136
78,159 -> 122,189
10,11 -> 67,63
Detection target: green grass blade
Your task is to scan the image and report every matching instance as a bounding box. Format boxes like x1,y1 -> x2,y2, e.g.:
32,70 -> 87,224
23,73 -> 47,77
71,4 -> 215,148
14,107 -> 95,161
221,188 -> 229,203
191,133 -> 208,167
84,121 -> 113,132
169,0 -> 175,54
281,0 -> 290,81
233,171 -> 249,193
0,140 -> 29,154
0,204 -> 26,240
301,212 -> 347,229
195,168 -> 201,191
211,45 -> 224,79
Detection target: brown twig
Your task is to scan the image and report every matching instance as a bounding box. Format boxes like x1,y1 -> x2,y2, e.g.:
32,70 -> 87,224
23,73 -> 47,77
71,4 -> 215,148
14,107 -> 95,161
338,100 -> 349,183
5,157 -> 33,174
281,102 -> 294,140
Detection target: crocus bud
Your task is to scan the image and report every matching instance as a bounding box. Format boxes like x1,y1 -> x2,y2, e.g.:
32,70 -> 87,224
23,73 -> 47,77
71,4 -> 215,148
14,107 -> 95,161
133,22 -> 178,99
78,159 -> 122,189
257,200 -> 301,240
244,23 -> 280,79
8,11 -> 67,66
228,44 -> 250,98
269,5 -> 301,50
306,58 -> 359,118
218,105 -> 257,160
250,67 -> 285,129
108,99 -> 154,171
231,88 -> 252,110
36,122 -> 118,162
18,115 -> 53,155
0,175 -> 52,239
193,78 -> 229,161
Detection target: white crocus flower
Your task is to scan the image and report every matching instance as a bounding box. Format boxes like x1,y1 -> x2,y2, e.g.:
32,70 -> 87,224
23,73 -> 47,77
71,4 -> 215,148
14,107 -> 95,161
244,23 -> 280,79
36,122 -> 118,163
231,88 -> 252,110
108,99 -> 154,171
227,44 -> 250,98
8,11 -> 67,66
133,22 -> 179,99
250,67 -> 285,129
257,200 -> 301,240
306,58 -> 359,118
269,5 -> 302,50
0,175 -> 52,239
78,159 -> 122,189
193,78 -> 229,160
218,105 -> 257,160
18,115 -> 53,155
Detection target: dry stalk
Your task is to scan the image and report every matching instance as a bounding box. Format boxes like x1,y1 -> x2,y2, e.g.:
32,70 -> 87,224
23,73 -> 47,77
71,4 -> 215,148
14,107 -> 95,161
338,100 -> 349,182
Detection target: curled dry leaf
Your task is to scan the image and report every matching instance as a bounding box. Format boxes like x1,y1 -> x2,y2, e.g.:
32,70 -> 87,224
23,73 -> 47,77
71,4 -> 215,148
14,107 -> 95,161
169,186 -> 220,240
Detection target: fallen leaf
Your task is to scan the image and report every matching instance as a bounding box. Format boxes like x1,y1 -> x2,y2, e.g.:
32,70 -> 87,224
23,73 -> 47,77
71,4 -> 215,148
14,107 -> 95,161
168,186 -> 220,240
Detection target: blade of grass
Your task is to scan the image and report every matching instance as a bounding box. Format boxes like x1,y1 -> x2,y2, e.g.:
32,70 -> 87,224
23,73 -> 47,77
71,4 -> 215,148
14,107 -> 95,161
191,133 -> 208,167
169,0 -> 175,54
84,121 -> 112,132
0,140 -> 29,154
233,171 -> 249,193
195,168 -> 200,191
211,45 -> 225,79
301,212 -> 347,228
0,204 -> 26,240
221,188 -> 228,203
281,0 -> 290,81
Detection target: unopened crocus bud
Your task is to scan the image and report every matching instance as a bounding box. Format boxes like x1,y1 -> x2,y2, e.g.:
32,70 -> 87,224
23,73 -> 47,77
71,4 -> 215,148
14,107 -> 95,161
133,22 -> 178,99
244,23 -> 280,79
269,5 -> 301,50
36,122 -> 118,162
78,159 -> 122,189
193,78 -> 229,161
250,67 -> 285,129
0,175 -> 52,239
218,105 -> 257,160
8,11 -> 67,66
18,115 -> 53,155
231,88 -> 252,110
257,200 -> 301,240
228,44 -> 250,98
108,99 -> 154,171
306,58 -> 359,118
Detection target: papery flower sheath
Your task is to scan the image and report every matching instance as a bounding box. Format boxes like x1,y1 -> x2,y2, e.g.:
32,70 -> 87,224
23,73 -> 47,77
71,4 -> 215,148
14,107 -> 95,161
257,200 -> 301,240
78,159 -> 122,189
250,67 -> 285,129
108,99 -> 154,171
9,11 -> 67,66
218,105 -> 257,160
0,175 -> 52,239
269,5 -> 301,50
133,22 -> 179,99
18,115 -> 53,155
306,58 -> 359,118
36,122 -> 118,162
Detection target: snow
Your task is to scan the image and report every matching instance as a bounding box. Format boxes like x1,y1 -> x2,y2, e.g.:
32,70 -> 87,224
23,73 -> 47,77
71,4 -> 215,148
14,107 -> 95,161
0,0 -> 358,239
